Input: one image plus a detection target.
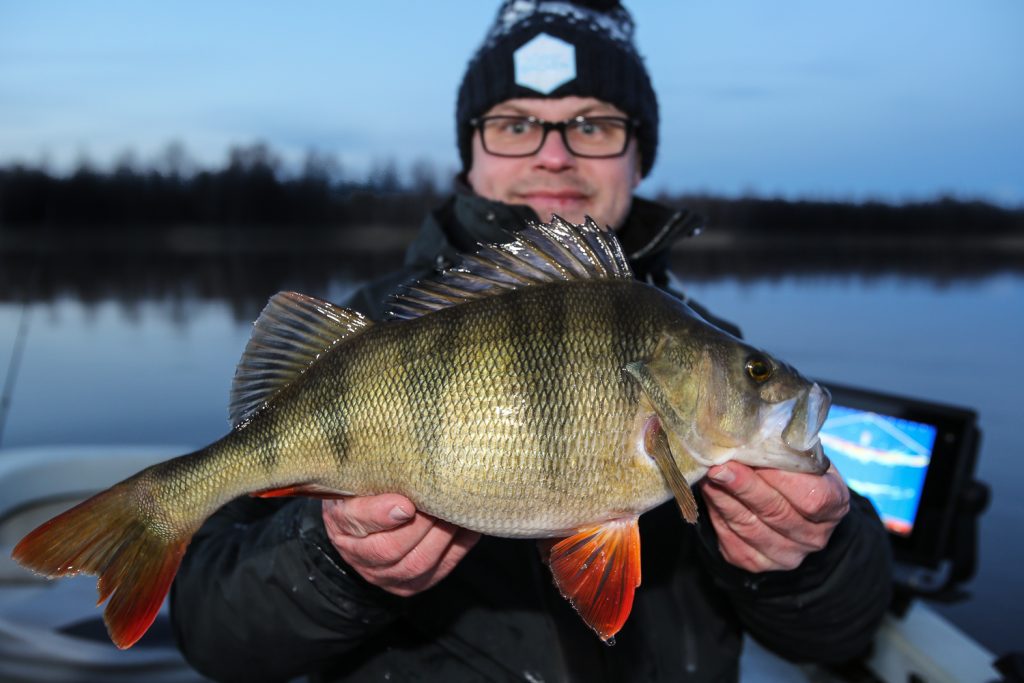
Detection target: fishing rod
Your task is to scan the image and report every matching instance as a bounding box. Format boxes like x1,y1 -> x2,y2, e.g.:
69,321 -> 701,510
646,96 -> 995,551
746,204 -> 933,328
0,301 -> 30,449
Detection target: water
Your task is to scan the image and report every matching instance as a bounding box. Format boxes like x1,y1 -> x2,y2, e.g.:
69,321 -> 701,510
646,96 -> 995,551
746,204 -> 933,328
0,270 -> 1021,657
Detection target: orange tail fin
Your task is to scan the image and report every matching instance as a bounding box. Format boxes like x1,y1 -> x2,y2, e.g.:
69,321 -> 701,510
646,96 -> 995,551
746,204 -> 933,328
11,481 -> 188,649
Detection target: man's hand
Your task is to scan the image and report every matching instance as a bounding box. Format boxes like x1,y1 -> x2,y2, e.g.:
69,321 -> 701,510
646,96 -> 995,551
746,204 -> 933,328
322,494 -> 480,597
698,462 -> 850,573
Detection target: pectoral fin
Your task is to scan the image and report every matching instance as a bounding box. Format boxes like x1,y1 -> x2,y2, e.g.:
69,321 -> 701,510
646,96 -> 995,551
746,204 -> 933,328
645,418 -> 699,524
624,359 -> 701,523
547,518 -> 641,642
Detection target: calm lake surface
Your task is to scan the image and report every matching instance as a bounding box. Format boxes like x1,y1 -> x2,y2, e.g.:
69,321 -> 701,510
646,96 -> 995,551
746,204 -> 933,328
1,266 -> 1021,658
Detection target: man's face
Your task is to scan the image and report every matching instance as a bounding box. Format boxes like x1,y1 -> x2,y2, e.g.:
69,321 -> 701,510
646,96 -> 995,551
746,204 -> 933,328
466,96 -> 642,231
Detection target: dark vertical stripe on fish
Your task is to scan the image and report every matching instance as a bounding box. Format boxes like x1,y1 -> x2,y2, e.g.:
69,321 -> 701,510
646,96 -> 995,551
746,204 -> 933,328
545,285 -> 571,485
327,354 -> 351,469
610,281 -> 635,362
501,289 -> 544,478
610,282 -> 643,404
428,305 -> 463,464
258,404 -> 284,480
406,311 -> 459,482
401,321 -> 425,454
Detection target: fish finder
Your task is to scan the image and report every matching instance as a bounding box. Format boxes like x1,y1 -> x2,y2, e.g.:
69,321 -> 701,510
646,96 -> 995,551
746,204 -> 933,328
818,382 -> 985,597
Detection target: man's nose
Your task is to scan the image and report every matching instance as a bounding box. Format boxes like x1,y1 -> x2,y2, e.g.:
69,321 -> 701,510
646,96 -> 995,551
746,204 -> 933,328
533,129 -> 576,170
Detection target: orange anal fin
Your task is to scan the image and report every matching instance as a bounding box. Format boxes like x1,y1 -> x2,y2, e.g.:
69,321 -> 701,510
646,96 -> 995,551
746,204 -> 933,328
547,518 -> 642,642
250,483 -> 349,499
11,481 -> 190,649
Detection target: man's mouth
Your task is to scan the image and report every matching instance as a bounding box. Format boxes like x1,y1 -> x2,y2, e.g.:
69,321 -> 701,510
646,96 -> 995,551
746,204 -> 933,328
517,191 -> 590,210
520,190 -> 587,199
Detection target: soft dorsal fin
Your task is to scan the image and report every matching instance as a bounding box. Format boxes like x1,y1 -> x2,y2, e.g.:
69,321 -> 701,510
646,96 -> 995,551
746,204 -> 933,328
386,215 -> 632,320
229,291 -> 372,426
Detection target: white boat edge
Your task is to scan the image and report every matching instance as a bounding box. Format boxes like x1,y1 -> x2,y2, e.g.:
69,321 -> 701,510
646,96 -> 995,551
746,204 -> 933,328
0,444 -> 209,683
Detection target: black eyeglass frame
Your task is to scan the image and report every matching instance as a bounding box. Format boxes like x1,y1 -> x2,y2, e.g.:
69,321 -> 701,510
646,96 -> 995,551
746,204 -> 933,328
468,115 -> 639,158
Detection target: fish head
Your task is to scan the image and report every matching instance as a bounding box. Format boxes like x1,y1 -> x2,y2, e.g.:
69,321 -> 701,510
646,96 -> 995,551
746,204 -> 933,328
712,345 -> 832,474
634,323 -> 831,477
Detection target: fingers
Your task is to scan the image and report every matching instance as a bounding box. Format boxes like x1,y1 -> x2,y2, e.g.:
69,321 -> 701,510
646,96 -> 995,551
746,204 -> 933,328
704,501 -> 801,571
758,463 -> 850,523
358,522 -> 480,596
322,494 -> 415,538
394,527 -> 481,596
707,463 -> 847,528
701,478 -> 817,570
699,462 -> 851,573
321,495 -> 480,597
341,515 -> 452,571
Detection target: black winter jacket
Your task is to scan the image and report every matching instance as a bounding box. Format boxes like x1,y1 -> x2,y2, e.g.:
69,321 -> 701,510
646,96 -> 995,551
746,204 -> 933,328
170,192 -> 892,682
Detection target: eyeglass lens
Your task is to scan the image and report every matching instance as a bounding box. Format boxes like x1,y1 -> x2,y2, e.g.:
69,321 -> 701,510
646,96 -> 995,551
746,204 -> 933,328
479,117 -> 630,157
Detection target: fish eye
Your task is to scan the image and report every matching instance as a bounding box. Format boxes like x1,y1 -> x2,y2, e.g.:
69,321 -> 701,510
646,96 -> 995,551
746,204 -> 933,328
745,356 -> 773,383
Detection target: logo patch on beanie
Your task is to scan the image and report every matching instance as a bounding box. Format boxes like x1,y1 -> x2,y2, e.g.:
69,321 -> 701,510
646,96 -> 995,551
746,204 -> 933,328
514,33 -> 576,94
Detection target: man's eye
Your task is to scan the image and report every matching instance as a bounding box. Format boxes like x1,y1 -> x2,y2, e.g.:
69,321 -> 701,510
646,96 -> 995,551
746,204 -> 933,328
577,121 -> 599,135
498,120 -> 531,135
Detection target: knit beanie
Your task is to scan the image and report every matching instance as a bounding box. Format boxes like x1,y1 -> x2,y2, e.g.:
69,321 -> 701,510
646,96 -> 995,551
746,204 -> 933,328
456,0 -> 659,177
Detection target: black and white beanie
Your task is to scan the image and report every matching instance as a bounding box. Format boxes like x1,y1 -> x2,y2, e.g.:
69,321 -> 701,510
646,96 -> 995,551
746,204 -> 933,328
456,0 -> 659,177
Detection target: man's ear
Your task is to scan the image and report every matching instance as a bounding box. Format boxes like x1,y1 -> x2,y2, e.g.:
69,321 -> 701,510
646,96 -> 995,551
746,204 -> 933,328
632,154 -> 643,189
464,129 -> 487,193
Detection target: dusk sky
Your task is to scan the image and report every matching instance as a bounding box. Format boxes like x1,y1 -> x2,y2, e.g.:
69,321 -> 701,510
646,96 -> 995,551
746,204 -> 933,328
1,1 -> 1021,205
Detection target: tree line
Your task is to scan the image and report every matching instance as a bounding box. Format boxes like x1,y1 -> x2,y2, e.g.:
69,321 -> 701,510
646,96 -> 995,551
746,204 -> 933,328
1,142 -> 1020,238
0,143 -> 446,231
657,193 -> 1021,239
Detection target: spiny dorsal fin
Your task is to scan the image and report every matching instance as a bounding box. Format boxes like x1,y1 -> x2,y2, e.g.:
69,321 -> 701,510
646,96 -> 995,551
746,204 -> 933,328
229,291 -> 372,426
386,215 -> 632,320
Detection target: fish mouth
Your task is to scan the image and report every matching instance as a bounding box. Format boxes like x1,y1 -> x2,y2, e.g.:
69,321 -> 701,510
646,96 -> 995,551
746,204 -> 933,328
782,383 -> 831,449
778,382 -> 831,473
719,382 -> 830,474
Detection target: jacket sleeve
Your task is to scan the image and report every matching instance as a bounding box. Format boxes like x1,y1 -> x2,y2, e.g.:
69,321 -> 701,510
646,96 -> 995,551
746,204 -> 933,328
170,496 -> 404,683
694,491 -> 893,662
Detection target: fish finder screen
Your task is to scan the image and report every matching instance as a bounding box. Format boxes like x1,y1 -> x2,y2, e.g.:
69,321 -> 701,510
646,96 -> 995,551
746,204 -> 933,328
819,405 -> 937,536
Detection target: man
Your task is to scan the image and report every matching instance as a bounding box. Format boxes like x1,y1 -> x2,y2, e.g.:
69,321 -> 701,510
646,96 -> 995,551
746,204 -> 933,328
171,2 -> 892,681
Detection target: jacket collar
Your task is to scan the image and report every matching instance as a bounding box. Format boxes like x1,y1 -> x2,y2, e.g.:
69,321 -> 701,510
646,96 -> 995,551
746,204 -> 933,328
404,181 -> 704,286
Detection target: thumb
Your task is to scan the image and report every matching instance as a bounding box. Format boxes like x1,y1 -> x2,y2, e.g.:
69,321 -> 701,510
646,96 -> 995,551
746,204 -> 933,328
323,494 -> 416,538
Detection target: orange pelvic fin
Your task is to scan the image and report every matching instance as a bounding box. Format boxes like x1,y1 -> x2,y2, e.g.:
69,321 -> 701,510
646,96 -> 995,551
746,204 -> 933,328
250,483 -> 349,499
547,518 -> 642,642
11,481 -> 188,649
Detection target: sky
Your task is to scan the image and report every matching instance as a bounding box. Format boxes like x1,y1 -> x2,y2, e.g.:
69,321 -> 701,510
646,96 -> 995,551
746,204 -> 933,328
1,1 -> 1022,205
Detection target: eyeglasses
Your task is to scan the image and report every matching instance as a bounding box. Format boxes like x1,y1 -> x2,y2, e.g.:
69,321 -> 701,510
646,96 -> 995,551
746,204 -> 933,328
469,115 -> 637,158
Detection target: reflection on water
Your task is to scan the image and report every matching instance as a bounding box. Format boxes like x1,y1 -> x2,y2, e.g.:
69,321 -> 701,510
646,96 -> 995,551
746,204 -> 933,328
0,252 -> 404,324
3,234 -> 1021,324
1,252 -> 1022,658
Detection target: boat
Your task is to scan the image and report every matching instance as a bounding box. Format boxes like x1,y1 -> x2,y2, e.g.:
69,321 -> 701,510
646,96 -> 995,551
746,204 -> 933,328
0,445 -> 207,683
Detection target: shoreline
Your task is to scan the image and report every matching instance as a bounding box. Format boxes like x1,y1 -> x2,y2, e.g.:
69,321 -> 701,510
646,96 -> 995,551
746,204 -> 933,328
2,224 -> 1022,256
